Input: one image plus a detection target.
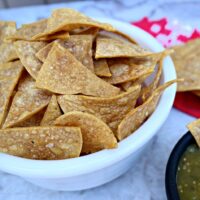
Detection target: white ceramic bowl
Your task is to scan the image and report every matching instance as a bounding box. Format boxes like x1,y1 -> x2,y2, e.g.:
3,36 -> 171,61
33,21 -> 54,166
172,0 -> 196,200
0,18 -> 177,191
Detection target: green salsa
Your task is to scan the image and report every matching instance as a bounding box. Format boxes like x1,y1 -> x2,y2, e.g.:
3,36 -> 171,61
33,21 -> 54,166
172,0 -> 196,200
177,144 -> 200,200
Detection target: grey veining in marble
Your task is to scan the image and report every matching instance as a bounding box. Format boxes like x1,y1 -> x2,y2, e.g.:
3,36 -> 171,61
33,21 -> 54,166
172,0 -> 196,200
0,1 -> 198,199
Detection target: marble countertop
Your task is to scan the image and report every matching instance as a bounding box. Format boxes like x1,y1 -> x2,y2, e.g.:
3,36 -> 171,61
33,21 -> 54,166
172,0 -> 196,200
0,0 -> 198,199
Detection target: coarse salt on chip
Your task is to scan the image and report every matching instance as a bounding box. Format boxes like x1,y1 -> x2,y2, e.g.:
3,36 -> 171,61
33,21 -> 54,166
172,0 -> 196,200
3,75 -> 51,128
36,43 -> 120,97
0,126 -> 82,160
40,95 -> 62,126
0,61 -> 23,127
32,8 -> 116,39
54,111 -> 117,154
14,40 -> 47,79
187,119 -> 200,147
171,38 -> 200,91
117,79 -> 178,140
94,59 -> 111,77
36,35 -> 94,71
95,37 -> 152,59
57,84 -> 141,133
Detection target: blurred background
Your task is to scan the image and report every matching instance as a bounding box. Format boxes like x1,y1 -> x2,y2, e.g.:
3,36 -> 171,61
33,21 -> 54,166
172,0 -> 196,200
0,0 -> 82,8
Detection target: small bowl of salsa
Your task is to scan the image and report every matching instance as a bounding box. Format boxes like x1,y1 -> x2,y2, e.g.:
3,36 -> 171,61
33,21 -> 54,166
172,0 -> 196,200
165,131 -> 200,200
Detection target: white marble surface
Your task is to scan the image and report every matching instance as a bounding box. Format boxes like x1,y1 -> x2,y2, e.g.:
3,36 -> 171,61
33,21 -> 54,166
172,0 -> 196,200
0,0 -> 198,199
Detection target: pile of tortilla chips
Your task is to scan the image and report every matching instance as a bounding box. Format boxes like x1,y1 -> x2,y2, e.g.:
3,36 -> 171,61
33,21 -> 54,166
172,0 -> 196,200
0,8 -> 177,160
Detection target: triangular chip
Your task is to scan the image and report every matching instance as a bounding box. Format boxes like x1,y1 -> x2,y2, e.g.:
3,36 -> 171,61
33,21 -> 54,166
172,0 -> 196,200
94,59 -> 111,77
0,126 -> 82,160
95,37 -> 152,59
0,61 -> 24,127
40,95 -> 62,126
187,119 -> 200,147
117,80 -> 178,140
57,84 -> 141,133
33,8 -> 115,39
3,75 -> 51,128
171,38 -> 200,91
102,57 -> 158,84
75,27 -> 99,39
14,41 -> 47,79
36,43 -> 120,97
36,35 -> 94,71
17,108 -> 45,127
54,111 -> 117,154
0,21 -> 16,43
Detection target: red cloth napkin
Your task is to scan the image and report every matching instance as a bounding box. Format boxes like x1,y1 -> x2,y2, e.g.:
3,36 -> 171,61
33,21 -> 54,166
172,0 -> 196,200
132,17 -> 200,118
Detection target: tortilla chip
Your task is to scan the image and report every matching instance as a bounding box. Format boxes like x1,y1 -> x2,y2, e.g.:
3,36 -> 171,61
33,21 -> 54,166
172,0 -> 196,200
187,119 -> 200,147
36,35 -> 94,71
17,108 -> 45,127
36,43 -> 120,97
54,111 -> 117,154
94,59 -> 111,77
14,41 -> 47,79
33,8 -> 115,39
3,75 -> 51,128
171,38 -> 200,91
117,79 -> 178,140
119,81 -> 134,91
0,21 -> 16,42
0,61 -> 24,127
75,27 -> 99,39
39,31 -> 69,41
8,19 -> 47,41
40,95 -> 62,126
103,57 -> 157,84
0,126 -> 82,160
58,84 -> 141,133
95,37 -> 152,59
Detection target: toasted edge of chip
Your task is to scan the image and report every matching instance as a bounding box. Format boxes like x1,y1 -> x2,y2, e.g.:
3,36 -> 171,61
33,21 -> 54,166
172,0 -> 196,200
0,126 -> 82,160
187,119 -> 200,147
117,79 -> 178,140
40,95 -> 62,126
54,111 -> 117,154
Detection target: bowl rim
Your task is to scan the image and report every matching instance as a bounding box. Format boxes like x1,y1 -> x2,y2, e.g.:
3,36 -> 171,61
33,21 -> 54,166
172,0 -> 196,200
165,132 -> 195,200
0,17 -> 177,178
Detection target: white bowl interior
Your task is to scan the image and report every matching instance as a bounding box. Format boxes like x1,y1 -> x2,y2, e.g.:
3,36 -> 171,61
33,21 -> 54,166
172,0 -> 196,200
0,18 -> 177,178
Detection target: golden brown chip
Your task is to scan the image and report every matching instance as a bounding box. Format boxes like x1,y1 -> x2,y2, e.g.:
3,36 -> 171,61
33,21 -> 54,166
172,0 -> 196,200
171,38 -> 200,91
120,81 -> 134,91
36,35 -> 94,71
54,111 -> 117,154
187,119 -> 200,147
94,59 -> 111,77
33,8 -> 115,39
38,31 -> 69,41
36,43 -> 120,97
75,27 -> 99,39
3,75 -> 51,128
58,84 -> 141,133
103,57 -> 158,84
0,126 -> 82,160
40,95 -> 62,126
0,21 -> 16,43
14,41 -> 47,79
16,108 -> 45,127
117,80 -> 178,140
95,37 -> 152,59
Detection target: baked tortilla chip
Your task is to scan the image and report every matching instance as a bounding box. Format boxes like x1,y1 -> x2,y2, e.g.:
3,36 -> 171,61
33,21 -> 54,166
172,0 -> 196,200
33,8 -> 115,39
0,126 -> 82,160
36,35 -> 94,71
14,40 -> 47,79
3,75 -> 51,128
171,38 -> 200,91
36,43 -> 120,97
17,108 -> 45,127
117,80 -> 178,140
54,111 -> 117,154
95,37 -> 152,59
0,21 -> 16,42
58,84 -> 141,133
40,95 -> 62,126
0,61 -> 23,127
187,119 -> 200,147
94,59 -> 111,77
75,27 -> 99,39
